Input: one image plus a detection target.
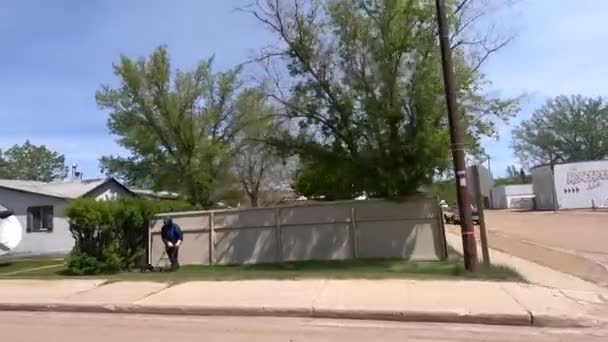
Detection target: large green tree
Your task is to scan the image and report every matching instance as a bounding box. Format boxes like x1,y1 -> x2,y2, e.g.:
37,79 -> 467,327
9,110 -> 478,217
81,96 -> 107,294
250,0 -> 518,200
0,140 -> 67,182
97,46 -> 252,207
232,87 -> 290,207
512,95 -> 608,167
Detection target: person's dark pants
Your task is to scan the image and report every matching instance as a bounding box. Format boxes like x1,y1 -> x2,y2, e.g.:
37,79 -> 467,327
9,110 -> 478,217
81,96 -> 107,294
165,246 -> 180,271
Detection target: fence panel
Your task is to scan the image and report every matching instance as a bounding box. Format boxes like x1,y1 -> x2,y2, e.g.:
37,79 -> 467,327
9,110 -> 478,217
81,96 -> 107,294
149,213 -> 210,266
280,223 -> 353,261
149,197 -> 446,266
214,227 -> 278,265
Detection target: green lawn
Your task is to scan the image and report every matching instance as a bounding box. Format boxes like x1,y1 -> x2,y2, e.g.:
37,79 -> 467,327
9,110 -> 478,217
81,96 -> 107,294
0,258 -> 64,275
0,252 -> 524,283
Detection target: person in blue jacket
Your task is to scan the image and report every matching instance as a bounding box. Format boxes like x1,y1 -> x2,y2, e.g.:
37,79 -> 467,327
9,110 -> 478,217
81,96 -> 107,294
161,216 -> 183,271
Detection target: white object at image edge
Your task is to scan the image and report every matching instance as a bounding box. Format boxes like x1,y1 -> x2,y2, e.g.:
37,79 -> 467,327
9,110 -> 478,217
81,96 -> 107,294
0,215 -> 22,255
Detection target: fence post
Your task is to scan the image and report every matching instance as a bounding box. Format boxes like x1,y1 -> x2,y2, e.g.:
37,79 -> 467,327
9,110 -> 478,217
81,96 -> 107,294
350,207 -> 359,258
275,208 -> 283,262
209,212 -> 215,265
435,197 -> 449,260
472,165 -> 491,266
147,219 -> 153,266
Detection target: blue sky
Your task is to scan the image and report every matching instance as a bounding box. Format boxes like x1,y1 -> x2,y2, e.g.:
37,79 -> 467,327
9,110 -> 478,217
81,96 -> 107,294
0,0 -> 606,179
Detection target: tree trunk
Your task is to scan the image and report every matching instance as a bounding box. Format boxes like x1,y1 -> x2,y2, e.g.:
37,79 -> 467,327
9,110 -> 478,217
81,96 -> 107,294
248,193 -> 259,208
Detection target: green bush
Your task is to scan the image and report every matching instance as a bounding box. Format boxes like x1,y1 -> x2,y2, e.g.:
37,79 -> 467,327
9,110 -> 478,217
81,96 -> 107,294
65,251 -> 120,275
65,198 -> 195,275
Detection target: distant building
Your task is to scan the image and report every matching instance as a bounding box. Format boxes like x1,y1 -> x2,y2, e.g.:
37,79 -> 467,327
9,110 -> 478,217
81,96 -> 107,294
531,160 -> 608,210
490,184 -> 535,210
466,165 -> 493,196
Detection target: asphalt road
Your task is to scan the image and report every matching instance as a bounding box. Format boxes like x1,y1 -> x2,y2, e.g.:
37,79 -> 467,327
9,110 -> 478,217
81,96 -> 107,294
2,312 -> 608,341
482,211 -> 608,255
460,210 -> 608,284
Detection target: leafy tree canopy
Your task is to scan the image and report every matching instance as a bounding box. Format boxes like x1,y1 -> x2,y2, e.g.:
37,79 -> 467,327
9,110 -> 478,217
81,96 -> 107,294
233,87 -> 290,207
0,140 -> 67,182
512,95 -> 608,168
251,0 -> 518,200
97,46 -> 254,207
494,165 -> 529,186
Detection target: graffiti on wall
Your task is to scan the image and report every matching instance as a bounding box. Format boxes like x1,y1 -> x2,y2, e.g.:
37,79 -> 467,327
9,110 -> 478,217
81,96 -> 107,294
566,168 -> 608,191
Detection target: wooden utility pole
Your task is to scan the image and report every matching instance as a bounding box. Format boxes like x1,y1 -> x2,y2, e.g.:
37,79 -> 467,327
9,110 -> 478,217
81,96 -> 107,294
471,165 -> 491,266
487,155 -> 494,209
549,151 -> 558,212
435,0 -> 478,272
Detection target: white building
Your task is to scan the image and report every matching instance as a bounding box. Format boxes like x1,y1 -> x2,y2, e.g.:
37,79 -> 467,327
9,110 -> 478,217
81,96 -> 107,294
0,178 -> 134,257
531,160 -> 608,210
466,165 -> 493,208
490,184 -> 535,210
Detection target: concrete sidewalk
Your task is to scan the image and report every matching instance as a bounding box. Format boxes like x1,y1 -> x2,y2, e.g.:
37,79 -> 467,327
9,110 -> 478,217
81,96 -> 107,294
0,278 -> 606,328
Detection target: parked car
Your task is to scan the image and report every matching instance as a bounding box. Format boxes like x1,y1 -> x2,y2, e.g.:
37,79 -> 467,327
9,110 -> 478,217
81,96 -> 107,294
444,204 -> 479,225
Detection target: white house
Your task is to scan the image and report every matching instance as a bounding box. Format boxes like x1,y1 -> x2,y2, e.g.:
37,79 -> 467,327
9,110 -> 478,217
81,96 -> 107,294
0,178 -> 134,257
490,184 -> 535,210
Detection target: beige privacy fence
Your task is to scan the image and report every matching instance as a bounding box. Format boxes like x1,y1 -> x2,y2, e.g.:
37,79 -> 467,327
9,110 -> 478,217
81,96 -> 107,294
148,197 -> 448,266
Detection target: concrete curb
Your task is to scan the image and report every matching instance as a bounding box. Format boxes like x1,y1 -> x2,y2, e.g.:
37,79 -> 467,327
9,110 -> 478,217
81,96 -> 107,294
0,302 -> 599,328
311,308 -> 531,326
531,313 -> 597,328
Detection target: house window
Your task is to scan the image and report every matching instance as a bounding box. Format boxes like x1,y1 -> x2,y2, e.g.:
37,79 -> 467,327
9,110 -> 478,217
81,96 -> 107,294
27,206 -> 54,233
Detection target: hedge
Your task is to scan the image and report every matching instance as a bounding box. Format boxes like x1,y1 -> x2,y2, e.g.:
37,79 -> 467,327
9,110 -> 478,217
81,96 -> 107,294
65,198 -> 195,275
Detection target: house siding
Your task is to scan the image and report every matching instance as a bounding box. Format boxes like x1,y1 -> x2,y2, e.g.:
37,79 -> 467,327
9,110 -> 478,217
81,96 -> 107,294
0,180 -> 134,257
86,181 -> 134,201
0,188 -> 72,256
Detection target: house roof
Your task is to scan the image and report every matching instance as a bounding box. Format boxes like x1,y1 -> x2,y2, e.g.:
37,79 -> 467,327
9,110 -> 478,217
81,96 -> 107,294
0,178 -> 131,199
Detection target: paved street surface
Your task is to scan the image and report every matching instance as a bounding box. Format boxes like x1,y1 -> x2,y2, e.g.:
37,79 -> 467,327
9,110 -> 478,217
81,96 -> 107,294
445,231 -> 608,293
483,211 -> 608,256
2,311 -> 608,342
447,210 -> 608,285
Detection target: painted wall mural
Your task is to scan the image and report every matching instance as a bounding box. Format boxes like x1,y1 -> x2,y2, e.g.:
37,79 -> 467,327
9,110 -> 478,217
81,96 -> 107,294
554,162 -> 608,209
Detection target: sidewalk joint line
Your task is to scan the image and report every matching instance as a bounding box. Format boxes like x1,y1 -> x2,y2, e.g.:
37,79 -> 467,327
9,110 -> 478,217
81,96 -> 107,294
311,279 -> 329,314
62,280 -> 110,300
133,282 -> 172,303
499,284 -> 533,326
